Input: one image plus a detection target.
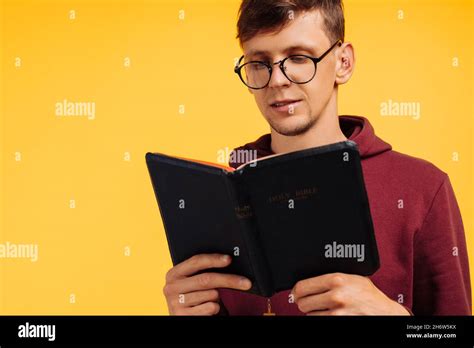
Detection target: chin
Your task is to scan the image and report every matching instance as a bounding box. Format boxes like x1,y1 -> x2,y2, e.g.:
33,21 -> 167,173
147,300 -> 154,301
268,114 -> 315,137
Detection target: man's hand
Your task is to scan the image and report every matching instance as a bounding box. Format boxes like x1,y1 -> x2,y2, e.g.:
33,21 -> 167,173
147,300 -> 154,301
163,253 -> 252,315
291,273 -> 410,315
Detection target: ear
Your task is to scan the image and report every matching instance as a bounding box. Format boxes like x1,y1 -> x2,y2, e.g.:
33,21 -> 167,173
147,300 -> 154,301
335,42 -> 355,85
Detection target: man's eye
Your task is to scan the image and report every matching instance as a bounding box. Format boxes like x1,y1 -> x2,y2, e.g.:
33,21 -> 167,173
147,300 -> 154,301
289,56 -> 309,64
249,63 -> 267,71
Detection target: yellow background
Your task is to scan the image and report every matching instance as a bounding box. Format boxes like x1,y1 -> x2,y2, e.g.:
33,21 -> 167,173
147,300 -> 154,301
0,0 -> 472,314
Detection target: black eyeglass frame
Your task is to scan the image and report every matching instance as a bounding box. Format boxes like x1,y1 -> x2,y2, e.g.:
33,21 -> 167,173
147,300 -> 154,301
234,40 -> 343,90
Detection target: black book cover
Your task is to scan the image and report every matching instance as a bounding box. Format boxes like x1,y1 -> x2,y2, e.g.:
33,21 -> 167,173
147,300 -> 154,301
146,140 -> 380,297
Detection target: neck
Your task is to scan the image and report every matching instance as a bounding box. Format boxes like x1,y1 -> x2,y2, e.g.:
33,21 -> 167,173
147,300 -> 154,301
270,92 -> 347,154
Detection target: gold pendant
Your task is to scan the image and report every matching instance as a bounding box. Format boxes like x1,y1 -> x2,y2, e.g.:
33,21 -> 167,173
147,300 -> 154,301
263,298 -> 276,316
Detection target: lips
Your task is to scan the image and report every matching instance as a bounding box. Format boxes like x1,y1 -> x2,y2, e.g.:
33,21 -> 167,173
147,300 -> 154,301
270,99 -> 302,107
270,99 -> 303,113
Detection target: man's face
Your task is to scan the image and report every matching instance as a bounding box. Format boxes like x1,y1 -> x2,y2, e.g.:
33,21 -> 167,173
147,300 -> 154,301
242,10 -> 340,136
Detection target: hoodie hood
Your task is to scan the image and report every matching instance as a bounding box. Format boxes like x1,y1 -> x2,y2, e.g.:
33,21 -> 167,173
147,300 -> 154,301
229,115 -> 392,168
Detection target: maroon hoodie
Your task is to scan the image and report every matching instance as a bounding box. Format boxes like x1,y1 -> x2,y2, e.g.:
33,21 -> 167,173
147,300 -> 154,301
218,115 -> 472,316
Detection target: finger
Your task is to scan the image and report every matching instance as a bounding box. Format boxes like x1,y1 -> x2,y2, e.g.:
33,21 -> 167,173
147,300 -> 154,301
170,272 -> 252,294
168,254 -> 231,280
292,273 -> 345,300
307,310 -> 332,316
174,290 -> 220,307
180,302 -> 221,316
296,290 -> 338,313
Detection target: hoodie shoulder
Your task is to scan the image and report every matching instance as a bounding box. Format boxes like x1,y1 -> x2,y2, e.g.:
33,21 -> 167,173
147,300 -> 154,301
388,150 -> 448,180
368,149 -> 450,213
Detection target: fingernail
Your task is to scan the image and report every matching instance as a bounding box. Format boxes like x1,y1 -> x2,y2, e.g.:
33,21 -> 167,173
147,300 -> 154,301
239,277 -> 251,289
221,255 -> 230,262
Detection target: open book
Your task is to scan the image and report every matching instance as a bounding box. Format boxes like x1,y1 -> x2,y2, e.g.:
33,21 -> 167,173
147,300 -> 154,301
146,140 -> 379,298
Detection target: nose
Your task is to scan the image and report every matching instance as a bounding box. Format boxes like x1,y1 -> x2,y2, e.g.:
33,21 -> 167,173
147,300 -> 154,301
268,61 -> 291,89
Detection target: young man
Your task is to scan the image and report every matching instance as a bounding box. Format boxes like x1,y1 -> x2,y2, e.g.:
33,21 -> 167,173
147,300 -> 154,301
163,0 -> 471,315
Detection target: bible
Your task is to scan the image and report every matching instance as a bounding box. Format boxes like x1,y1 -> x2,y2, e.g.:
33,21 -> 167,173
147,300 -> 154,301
146,140 -> 380,298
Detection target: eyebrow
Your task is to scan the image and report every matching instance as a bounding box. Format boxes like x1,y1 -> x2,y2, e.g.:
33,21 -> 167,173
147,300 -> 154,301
246,45 -> 318,59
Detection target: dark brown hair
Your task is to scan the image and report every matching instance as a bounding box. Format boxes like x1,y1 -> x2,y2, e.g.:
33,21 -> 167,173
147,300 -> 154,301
237,0 -> 345,47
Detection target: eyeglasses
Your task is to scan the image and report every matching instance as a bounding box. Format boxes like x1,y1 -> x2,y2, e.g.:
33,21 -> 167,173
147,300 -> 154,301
234,40 -> 342,90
